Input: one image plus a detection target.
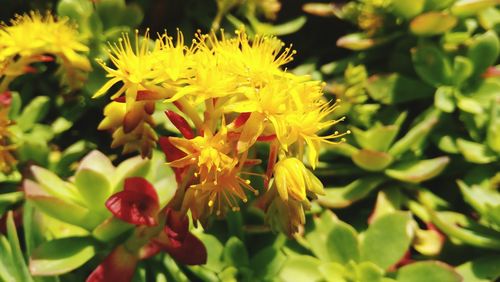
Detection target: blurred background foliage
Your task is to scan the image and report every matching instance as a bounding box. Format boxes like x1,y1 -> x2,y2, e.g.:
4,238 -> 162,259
0,0 -> 499,281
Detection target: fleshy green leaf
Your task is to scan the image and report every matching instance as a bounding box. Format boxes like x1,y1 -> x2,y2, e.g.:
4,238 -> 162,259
410,12 -> 457,36
30,237 -> 96,276
434,86 -> 456,113
223,237 -> 249,268
280,255 -> 323,282
412,43 -> 453,86
352,149 -> 394,171
456,139 -> 497,164
6,212 -> 34,282
467,31 -> 500,78
456,255 -> 500,282
360,212 -> 413,270
391,0 -> 425,19
366,73 -> 434,104
17,96 -> 50,132
385,157 -> 450,183
319,177 -> 385,208
326,220 -> 360,264
74,169 -> 112,211
397,261 -> 462,282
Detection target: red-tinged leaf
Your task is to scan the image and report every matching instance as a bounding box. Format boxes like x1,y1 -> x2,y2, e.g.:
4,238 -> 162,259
153,209 -> 207,265
0,91 -> 12,107
233,112 -> 251,128
35,55 -> 54,62
105,178 -> 159,226
164,209 -> 189,245
163,232 -> 207,265
86,245 -> 138,282
113,96 -> 126,103
136,90 -> 165,101
159,137 -> 188,183
144,102 -> 155,115
482,66 -> 500,78
256,134 -> 277,142
139,241 -> 162,260
123,108 -> 143,133
165,110 -> 195,139
24,66 -> 38,73
265,141 -> 279,188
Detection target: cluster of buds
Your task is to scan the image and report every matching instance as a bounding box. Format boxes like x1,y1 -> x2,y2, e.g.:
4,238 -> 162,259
95,28 -> 346,235
0,11 -> 91,91
0,92 -> 15,173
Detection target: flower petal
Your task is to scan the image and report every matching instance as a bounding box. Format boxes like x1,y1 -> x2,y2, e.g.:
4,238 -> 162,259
165,110 -> 195,139
105,178 -> 159,226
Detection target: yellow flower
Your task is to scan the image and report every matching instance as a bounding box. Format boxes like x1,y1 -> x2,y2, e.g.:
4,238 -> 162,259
212,30 -> 296,86
98,101 -> 157,158
168,123 -> 237,180
273,157 -> 324,202
94,30 -> 168,102
0,11 -> 90,90
182,164 -> 258,220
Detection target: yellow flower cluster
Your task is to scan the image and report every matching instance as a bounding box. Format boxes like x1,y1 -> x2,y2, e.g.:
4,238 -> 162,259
95,28 -> 346,234
0,11 -> 91,92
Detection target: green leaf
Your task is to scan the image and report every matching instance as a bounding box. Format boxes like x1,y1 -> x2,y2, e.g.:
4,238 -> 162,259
92,217 -> 133,242
113,156 -> 151,193
0,234 -> 16,282
352,149 -> 394,172
397,261 -> 462,282
196,233 -> 224,272
74,169 -> 112,211
452,56 -> 474,86
388,110 -> 439,157
487,99 -> 500,153
326,220 -> 360,264
456,139 -> 497,164
319,176 -> 385,208
0,192 -> 24,216
77,150 -> 115,182
51,117 -> 73,135
318,262 -> 347,282
17,96 -> 50,132
434,86 -> 456,113
424,0 -> 456,10
30,166 -> 80,204
410,12 -> 457,36
57,0 -> 93,22
337,33 -> 396,51
54,141 -> 96,177
456,255 -> 500,282
452,0 -> 500,17
8,91 -> 21,119
351,125 -> 400,152
356,261 -> 385,282
458,180 -> 500,218
366,73 -> 435,104
385,157 -> 450,183
360,212 -> 413,270
250,245 -> 286,280
249,16 -> 306,36
223,237 -> 249,268
30,237 -> 95,276
27,195 -> 98,231
468,31 -> 500,78
6,212 -> 34,282
391,0 -> 425,19
412,43 -> 453,87
429,211 -> 500,249
280,255 -> 323,282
